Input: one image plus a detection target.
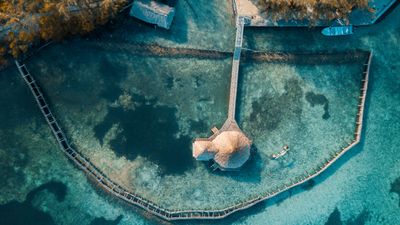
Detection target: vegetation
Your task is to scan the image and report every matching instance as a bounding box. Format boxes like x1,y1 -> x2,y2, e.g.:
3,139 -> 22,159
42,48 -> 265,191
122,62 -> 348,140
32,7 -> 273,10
0,0 -> 127,66
257,0 -> 372,23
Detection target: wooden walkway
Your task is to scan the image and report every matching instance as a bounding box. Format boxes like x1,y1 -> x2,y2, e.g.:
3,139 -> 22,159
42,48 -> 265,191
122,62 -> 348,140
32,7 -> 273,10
232,0 -> 398,27
15,49 -> 372,221
193,17 -> 247,147
228,17 -> 245,120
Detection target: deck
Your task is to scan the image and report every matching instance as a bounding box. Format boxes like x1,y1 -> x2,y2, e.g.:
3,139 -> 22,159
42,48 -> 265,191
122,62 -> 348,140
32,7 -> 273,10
228,17 -> 244,120
15,51 -> 372,220
194,16 -> 246,143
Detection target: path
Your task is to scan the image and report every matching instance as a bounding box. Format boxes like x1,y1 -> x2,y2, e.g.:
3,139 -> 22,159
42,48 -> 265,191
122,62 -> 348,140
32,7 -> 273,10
195,16 -> 246,144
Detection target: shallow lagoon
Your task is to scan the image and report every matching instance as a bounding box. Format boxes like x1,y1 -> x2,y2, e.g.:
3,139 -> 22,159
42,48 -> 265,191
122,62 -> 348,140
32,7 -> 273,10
0,1 -> 399,225
20,37 -> 364,211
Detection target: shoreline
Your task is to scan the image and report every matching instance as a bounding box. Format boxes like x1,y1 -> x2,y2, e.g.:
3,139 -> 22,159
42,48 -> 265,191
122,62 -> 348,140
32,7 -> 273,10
233,0 -> 398,27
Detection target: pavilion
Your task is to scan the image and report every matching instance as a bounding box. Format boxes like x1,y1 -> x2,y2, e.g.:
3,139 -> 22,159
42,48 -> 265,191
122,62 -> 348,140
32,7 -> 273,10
193,120 -> 252,171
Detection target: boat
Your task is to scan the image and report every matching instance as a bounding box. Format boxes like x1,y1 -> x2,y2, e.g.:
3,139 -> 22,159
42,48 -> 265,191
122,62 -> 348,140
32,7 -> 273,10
272,145 -> 289,159
322,25 -> 353,36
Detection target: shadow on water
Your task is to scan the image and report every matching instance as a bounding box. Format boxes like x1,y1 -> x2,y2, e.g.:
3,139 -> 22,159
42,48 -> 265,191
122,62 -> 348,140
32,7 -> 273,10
0,181 -> 67,225
204,145 -> 263,183
234,62 -> 246,126
94,94 -> 194,175
325,207 -> 343,225
160,0 -> 178,7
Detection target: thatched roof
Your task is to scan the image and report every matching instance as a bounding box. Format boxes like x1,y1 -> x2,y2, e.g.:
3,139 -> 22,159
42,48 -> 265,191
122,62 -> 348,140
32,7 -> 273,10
193,130 -> 251,170
213,131 -> 251,169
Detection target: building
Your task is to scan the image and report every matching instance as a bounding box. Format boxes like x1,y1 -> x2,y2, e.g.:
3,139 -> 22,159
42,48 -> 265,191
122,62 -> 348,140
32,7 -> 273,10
129,0 -> 175,29
193,121 -> 251,171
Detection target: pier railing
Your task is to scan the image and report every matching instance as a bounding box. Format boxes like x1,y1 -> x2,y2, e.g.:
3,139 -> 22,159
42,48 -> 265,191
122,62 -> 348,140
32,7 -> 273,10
15,51 -> 372,220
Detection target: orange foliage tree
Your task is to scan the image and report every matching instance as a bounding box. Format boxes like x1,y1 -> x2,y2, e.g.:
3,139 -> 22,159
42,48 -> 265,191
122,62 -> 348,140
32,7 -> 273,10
0,0 -> 127,65
257,0 -> 372,23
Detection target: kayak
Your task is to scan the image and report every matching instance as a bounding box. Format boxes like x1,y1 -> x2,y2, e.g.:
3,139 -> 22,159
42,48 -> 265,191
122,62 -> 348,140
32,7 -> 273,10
272,145 -> 289,159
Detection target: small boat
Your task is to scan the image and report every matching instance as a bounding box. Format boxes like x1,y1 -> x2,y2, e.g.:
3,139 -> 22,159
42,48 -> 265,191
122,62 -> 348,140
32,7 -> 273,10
322,25 -> 353,36
272,145 -> 289,159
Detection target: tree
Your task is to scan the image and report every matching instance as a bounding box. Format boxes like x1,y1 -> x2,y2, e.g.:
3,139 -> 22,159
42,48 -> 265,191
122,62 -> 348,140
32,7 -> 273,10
257,0 -> 371,23
0,0 -> 127,63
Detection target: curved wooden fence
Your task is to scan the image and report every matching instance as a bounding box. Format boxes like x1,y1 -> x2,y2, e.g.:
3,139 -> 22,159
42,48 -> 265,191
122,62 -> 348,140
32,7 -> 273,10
15,51 -> 371,220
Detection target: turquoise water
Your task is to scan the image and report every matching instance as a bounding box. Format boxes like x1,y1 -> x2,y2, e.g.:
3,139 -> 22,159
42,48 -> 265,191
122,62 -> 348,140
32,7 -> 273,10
1,1 -> 399,224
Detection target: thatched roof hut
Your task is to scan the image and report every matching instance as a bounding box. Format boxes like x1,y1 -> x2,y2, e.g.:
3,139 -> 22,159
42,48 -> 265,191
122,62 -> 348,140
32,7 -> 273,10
193,130 -> 251,171
129,0 -> 175,29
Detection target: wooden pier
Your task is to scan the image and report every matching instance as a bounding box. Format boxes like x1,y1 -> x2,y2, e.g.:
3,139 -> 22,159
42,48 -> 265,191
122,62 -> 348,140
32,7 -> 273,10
232,0 -> 398,27
15,48 -> 372,221
228,17 -> 245,120
192,16 -> 251,169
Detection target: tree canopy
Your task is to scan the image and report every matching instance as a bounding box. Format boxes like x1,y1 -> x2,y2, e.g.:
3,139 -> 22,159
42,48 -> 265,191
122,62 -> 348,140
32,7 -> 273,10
257,0 -> 372,23
0,0 -> 127,65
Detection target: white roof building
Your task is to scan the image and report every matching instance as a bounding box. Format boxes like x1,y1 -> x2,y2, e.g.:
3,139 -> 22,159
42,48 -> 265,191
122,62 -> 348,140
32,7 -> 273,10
129,0 -> 175,29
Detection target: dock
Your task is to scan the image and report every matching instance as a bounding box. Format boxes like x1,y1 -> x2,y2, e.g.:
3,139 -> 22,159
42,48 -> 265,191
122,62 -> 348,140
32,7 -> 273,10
228,17 -> 244,120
